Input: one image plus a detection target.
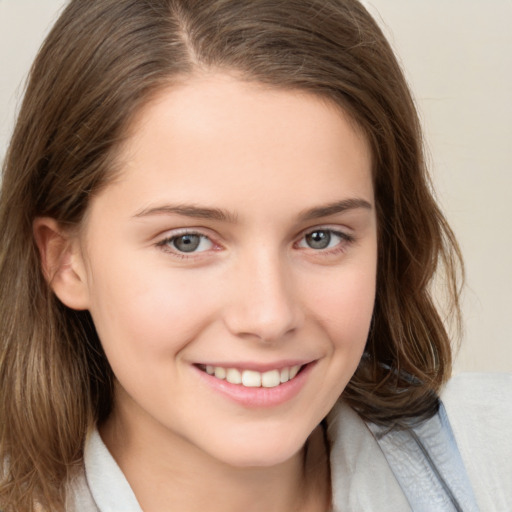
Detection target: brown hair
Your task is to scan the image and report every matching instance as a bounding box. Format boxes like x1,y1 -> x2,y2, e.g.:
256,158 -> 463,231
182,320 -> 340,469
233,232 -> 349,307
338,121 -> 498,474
0,0 -> 463,509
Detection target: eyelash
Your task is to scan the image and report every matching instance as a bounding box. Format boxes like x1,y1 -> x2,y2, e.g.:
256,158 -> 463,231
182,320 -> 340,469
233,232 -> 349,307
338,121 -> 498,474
156,227 -> 355,260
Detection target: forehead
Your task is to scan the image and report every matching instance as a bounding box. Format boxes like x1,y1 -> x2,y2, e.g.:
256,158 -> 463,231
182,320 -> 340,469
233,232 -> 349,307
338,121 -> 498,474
94,73 -> 373,222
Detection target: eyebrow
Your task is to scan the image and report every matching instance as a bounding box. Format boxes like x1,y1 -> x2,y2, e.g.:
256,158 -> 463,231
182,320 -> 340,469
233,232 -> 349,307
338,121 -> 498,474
133,204 -> 238,223
133,198 -> 372,223
298,198 -> 372,221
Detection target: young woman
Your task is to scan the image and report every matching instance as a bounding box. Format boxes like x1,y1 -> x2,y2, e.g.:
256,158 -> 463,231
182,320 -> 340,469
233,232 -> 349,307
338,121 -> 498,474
0,1 -> 510,511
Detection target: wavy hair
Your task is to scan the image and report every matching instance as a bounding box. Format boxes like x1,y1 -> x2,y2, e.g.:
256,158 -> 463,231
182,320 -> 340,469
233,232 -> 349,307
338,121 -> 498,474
0,0 -> 463,509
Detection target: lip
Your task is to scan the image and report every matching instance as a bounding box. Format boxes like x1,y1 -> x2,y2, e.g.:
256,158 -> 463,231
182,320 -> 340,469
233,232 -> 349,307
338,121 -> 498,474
192,361 -> 316,408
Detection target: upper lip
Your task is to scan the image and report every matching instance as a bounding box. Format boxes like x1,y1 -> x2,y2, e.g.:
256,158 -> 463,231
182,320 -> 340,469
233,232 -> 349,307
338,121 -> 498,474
194,359 -> 316,372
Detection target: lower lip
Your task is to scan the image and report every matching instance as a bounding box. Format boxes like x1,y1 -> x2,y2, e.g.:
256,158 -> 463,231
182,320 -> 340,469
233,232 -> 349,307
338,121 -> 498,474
193,363 -> 315,408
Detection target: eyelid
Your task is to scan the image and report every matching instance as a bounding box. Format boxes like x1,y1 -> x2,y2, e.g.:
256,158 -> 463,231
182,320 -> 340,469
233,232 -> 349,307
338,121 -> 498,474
155,228 -> 221,257
295,226 -> 355,251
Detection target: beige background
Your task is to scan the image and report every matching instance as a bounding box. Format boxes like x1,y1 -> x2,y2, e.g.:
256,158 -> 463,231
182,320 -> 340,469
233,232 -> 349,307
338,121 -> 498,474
1,0 -> 511,373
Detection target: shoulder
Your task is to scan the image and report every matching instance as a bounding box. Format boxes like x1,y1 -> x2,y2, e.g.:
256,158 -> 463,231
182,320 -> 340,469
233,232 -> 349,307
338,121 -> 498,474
441,373 -> 512,510
442,371 -> 512,408
441,372 -> 512,438
328,374 -> 512,511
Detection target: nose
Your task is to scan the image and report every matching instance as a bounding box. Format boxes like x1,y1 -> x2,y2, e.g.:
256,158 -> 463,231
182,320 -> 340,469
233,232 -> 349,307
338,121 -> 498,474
223,248 -> 303,343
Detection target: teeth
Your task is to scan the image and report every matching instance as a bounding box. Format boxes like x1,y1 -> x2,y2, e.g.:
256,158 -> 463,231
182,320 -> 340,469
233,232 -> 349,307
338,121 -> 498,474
242,370 -> 262,387
289,365 -> 300,379
214,367 -> 226,379
203,364 -> 304,388
262,369 -> 280,388
226,368 -> 242,385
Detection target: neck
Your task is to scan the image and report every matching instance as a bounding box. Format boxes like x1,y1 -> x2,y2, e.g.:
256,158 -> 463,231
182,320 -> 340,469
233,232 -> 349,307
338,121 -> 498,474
100,407 -> 330,512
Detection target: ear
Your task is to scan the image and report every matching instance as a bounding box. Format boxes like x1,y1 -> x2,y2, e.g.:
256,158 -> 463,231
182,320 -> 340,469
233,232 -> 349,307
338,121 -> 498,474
33,217 -> 90,310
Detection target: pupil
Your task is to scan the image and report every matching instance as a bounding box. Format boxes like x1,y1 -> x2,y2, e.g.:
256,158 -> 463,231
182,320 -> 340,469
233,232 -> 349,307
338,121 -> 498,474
306,231 -> 330,249
174,235 -> 200,252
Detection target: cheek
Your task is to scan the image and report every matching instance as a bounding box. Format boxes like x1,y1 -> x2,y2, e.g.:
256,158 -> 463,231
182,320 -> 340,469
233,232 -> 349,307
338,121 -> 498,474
305,264 -> 376,345
296,264 -> 376,417
86,256 -> 218,359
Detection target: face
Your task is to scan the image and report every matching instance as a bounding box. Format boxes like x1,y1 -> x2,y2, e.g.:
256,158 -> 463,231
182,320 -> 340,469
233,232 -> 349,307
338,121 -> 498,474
74,74 -> 377,467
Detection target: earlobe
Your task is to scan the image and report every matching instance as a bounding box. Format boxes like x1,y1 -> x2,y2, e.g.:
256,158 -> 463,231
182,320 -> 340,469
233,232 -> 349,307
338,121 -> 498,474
33,217 -> 90,310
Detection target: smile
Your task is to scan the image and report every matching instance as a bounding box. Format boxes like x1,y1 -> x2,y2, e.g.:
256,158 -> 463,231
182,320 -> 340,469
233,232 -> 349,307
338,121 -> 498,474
198,364 -> 303,388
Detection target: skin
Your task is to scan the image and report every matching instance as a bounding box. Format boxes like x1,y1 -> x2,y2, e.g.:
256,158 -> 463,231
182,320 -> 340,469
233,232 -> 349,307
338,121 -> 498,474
37,73 -> 377,511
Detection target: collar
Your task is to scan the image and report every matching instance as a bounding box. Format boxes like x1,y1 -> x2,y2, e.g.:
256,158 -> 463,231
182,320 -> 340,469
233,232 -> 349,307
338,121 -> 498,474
80,398 -> 477,512
83,429 -> 143,512
79,404 -> 404,512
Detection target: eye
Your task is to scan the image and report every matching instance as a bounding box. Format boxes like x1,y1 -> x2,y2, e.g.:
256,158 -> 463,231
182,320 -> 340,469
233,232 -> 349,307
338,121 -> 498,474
297,229 -> 351,250
158,233 -> 214,254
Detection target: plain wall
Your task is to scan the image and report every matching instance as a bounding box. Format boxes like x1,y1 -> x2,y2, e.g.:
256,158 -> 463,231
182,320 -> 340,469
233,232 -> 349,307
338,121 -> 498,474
1,0 -> 511,373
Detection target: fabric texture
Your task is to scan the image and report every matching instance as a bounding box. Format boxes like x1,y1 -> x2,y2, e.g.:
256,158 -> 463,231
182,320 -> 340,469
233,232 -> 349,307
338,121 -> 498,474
66,373 -> 512,511
442,373 -> 512,511
365,403 -> 478,511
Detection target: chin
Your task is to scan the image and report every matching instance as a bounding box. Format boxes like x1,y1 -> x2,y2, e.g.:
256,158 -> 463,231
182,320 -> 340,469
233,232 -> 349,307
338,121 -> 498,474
220,447 -> 304,469
201,425 -> 311,469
